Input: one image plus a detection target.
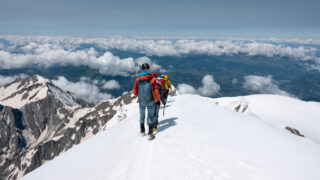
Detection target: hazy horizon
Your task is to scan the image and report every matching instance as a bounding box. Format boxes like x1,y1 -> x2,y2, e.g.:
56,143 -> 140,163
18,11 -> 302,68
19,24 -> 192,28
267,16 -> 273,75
1,0 -> 319,39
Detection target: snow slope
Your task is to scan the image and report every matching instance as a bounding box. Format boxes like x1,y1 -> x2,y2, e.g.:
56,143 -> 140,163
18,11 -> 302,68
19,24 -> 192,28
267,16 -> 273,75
22,94 -> 320,180
213,95 -> 320,144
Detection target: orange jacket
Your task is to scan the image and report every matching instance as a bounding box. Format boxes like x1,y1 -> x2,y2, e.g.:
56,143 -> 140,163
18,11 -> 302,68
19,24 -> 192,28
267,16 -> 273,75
133,74 -> 161,102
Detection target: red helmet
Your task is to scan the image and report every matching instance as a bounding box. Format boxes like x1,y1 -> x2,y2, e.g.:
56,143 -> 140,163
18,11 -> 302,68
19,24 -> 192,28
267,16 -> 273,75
151,72 -> 158,77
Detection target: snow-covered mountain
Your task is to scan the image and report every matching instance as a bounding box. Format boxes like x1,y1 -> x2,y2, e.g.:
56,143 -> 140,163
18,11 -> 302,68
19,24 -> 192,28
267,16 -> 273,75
0,75 -> 137,180
21,92 -> 320,180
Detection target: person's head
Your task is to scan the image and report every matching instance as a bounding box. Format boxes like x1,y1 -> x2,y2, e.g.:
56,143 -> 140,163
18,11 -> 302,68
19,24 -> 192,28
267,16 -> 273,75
151,72 -> 158,78
164,75 -> 168,80
161,74 -> 165,78
141,63 -> 150,71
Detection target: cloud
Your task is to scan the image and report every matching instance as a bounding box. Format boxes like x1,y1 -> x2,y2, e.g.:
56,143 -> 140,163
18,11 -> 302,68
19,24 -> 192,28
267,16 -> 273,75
0,35 -> 319,72
52,76 -> 112,104
243,75 -> 294,97
0,74 -> 119,104
96,38 -> 317,60
0,36 -> 162,76
101,80 -> 120,89
177,83 -> 197,94
1,35 -> 318,58
197,75 -> 221,96
0,48 -> 162,76
0,74 -> 29,86
265,37 -> 320,45
177,75 -> 221,97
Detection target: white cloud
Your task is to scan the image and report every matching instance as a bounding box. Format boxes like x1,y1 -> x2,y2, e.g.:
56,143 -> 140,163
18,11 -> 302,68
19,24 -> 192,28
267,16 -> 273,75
0,36 -> 163,76
0,35 -> 319,72
177,75 -> 221,97
0,48 -> 162,76
197,75 -> 221,96
243,75 -> 294,97
101,80 -> 120,89
1,35 -> 318,58
52,76 -> 112,104
265,37 -> 320,45
307,57 -> 320,71
0,74 -> 29,86
177,83 -> 197,94
97,38 -> 318,60
0,74 -> 119,104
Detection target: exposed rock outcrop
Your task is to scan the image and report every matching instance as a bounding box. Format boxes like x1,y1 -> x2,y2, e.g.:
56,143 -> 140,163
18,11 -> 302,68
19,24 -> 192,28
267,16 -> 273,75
285,126 -> 305,137
0,75 -> 136,180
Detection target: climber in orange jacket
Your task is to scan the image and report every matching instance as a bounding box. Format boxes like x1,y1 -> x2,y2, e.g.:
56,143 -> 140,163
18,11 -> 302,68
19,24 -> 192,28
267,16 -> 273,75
132,63 -> 160,139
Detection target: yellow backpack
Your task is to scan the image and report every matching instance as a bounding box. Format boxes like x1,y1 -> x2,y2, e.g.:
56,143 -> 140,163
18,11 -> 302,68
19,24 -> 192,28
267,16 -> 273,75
164,75 -> 169,90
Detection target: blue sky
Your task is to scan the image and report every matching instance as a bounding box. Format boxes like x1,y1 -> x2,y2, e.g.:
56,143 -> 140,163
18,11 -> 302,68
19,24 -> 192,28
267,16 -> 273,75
0,0 -> 319,38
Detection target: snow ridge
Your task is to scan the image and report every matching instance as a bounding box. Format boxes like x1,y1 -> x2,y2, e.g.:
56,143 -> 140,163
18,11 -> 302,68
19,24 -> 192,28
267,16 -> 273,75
22,94 -> 320,180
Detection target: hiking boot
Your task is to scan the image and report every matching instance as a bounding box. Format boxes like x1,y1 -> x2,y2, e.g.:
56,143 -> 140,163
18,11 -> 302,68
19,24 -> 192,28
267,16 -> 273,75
149,132 -> 155,140
148,127 -> 155,140
140,128 -> 145,134
140,123 -> 145,134
153,123 -> 158,132
148,125 -> 153,135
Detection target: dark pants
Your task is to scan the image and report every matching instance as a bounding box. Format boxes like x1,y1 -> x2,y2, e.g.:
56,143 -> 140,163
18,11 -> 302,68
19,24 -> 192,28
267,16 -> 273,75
164,90 -> 169,101
154,102 -> 160,125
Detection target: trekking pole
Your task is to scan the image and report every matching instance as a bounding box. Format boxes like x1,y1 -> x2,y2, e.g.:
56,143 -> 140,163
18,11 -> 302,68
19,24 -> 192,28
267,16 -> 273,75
163,103 -> 166,116
163,98 -> 167,116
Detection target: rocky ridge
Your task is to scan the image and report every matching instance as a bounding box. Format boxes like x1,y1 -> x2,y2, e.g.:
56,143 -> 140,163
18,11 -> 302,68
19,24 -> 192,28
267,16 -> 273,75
0,75 -> 137,180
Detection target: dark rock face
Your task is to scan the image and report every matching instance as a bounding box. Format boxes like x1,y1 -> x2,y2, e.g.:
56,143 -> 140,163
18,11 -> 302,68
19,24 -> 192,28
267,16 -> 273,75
0,76 -> 137,180
285,126 -> 305,137
0,105 -> 27,159
0,94 -> 75,179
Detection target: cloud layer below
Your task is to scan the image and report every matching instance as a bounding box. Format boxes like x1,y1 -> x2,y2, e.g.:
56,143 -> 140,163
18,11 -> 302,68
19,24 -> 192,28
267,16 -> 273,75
1,35 -> 319,79
0,74 -> 28,85
243,75 -> 294,97
0,74 -> 117,104
0,36 -> 165,76
1,35 -> 318,59
51,76 -> 115,104
177,75 -> 221,97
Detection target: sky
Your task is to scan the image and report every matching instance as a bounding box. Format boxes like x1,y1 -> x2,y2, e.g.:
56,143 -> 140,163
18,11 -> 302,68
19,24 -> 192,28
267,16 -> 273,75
0,0 -> 319,38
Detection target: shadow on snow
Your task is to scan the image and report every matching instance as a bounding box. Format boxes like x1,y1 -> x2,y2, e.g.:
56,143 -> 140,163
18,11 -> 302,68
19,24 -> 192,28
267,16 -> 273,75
156,117 -> 178,134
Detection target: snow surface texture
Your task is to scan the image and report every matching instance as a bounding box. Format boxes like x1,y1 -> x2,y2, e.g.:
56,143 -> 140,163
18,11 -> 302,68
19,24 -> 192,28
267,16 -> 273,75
22,94 -> 320,180
213,95 -> 320,144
